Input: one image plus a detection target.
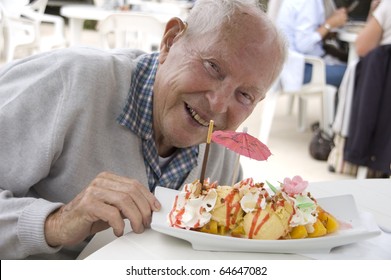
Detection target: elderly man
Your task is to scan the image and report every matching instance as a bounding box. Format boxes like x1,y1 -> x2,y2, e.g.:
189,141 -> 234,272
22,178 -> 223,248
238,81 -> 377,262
0,0 -> 285,259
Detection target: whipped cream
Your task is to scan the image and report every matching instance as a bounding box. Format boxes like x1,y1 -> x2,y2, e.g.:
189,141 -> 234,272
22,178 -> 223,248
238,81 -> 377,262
240,188 -> 267,213
168,182 -> 217,229
288,194 -> 317,228
278,176 -> 318,228
235,177 -> 268,213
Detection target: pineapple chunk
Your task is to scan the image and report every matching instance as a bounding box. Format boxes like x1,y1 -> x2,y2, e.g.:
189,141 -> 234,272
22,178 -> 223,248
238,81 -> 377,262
231,225 -> 245,237
318,209 -> 339,234
290,225 -> 308,239
307,219 -> 327,238
200,220 -> 218,234
218,225 -> 227,235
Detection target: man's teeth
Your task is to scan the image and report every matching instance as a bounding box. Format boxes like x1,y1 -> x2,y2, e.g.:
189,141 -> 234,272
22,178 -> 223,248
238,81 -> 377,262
187,105 -> 209,127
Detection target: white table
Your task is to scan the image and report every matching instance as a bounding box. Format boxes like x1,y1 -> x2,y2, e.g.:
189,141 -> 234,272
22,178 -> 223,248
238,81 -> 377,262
337,22 -> 365,64
60,4 -> 180,46
78,179 -> 391,260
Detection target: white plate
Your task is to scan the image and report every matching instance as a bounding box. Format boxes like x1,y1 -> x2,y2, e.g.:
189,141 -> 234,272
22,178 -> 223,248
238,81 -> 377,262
151,186 -> 381,254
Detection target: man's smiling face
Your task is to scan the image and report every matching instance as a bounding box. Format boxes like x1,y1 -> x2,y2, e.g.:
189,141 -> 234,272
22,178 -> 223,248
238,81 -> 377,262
153,14 -> 282,156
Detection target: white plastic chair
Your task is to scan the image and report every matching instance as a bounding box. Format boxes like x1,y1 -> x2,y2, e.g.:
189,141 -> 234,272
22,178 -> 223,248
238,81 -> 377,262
0,0 -> 29,18
39,12 -> 66,51
99,13 -> 165,52
259,54 -> 337,144
1,0 -> 48,62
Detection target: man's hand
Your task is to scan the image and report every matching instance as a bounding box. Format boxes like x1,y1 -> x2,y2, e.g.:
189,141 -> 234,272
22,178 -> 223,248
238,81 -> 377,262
44,172 -> 161,247
327,8 -> 348,29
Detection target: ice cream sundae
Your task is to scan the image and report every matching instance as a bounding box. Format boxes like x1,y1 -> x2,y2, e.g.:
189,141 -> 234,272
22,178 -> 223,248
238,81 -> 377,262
168,176 -> 339,240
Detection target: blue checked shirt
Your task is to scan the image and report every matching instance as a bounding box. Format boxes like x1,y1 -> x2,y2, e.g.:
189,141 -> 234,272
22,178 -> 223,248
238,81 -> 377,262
117,53 -> 199,191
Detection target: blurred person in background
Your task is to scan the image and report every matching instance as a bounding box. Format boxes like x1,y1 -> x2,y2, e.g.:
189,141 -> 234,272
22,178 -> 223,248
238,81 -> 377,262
326,1 -> 391,178
355,0 -> 391,57
341,0 -> 391,178
276,0 -> 348,88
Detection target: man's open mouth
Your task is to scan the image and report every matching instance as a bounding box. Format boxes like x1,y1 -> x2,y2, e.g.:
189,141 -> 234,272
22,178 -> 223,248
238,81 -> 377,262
185,104 -> 209,127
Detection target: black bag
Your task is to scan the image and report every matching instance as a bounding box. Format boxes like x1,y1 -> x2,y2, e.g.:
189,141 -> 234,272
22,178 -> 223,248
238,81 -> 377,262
309,127 -> 334,161
323,32 -> 349,63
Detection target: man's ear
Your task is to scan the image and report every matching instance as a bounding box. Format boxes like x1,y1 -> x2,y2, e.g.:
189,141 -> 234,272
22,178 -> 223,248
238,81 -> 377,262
159,17 -> 187,62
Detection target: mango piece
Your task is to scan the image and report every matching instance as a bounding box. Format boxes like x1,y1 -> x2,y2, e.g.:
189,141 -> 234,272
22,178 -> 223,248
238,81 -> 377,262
318,210 -> 339,234
307,219 -> 327,238
325,214 -> 339,233
289,225 -> 308,239
218,225 -> 227,236
231,225 -> 245,238
200,220 -> 218,234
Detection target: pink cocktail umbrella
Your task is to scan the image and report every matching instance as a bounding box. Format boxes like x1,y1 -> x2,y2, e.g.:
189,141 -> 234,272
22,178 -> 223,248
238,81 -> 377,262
212,127 -> 272,185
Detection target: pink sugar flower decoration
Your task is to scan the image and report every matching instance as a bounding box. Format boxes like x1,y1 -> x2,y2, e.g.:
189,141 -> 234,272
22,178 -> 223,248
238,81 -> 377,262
282,176 -> 308,195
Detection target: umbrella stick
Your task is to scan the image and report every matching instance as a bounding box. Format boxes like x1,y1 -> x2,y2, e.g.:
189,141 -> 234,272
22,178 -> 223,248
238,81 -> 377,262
231,154 -> 241,186
199,120 -> 214,188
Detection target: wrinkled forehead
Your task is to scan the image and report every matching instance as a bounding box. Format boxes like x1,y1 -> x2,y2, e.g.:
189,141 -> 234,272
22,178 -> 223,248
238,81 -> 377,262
188,11 -> 283,94
221,9 -> 280,52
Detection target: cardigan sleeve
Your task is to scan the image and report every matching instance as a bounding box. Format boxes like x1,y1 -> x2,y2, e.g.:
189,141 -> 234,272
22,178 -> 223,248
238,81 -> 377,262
0,51 -> 67,259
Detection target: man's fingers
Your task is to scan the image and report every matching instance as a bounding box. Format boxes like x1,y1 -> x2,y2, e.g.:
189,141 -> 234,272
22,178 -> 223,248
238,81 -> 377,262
86,177 -> 152,231
88,202 -> 127,236
96,172 -> 161,211
101,190 -> 147,233
46,172 -> 158,246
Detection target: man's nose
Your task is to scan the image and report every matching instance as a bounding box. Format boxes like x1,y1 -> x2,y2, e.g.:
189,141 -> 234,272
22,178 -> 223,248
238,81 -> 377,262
205,87 -> 232,114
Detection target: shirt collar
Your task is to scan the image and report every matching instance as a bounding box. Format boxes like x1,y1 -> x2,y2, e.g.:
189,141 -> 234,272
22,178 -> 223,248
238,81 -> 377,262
117,52 -> 158,140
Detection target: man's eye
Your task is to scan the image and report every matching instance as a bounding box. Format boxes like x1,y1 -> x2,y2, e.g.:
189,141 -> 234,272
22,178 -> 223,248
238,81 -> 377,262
237,92 -> 254,105
204,60 -> 221,78
208,61 -> 219,72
